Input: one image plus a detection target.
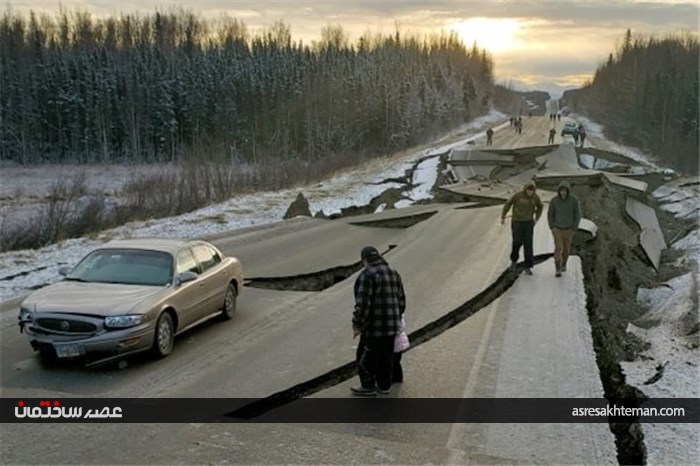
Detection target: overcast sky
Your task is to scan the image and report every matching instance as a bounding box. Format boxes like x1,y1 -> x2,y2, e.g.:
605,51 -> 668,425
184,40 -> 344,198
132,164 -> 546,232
8,1 -> 699,96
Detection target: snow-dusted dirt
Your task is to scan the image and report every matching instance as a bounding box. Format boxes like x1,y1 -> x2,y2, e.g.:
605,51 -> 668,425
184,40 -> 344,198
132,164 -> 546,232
0,110 -> 506,302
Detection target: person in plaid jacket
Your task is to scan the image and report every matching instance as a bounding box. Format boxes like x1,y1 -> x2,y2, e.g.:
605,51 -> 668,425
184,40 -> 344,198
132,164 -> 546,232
352,246 -> 406,396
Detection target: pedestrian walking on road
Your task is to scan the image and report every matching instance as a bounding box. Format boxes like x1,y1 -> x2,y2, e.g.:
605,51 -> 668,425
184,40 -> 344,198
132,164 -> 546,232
573,131 -> 580,146
509,116 -> 514,127
486,127 -> 494,146
548,181 -> 581,277
548,128 -> 556,145
557,112 -> 561,121
352,246 -> 406,396
517,117 -> 523,134
578,126 -> 586,147
501,181 -> 543,275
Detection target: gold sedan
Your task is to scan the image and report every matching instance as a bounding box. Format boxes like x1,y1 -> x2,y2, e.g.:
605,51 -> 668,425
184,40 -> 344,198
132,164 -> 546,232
18,238 -> 243,367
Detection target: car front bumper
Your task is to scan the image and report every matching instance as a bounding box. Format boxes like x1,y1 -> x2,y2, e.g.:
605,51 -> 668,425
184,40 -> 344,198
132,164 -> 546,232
24,316 -> 155,366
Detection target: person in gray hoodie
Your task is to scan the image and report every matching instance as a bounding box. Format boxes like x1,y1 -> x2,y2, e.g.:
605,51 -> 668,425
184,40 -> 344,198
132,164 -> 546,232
547,181 -> 581,277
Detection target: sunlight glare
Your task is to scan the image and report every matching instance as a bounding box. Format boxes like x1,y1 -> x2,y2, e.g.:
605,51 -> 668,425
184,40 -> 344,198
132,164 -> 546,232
449,18 -> 521,53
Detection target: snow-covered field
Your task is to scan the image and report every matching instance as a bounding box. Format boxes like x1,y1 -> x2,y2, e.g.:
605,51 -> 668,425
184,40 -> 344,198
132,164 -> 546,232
0,110 -> 506,302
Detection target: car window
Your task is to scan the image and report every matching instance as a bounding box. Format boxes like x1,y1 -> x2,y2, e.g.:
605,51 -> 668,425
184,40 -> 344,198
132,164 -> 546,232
192,245 -> 219,272
176,249 -> 200,275
67,249 -> 173,286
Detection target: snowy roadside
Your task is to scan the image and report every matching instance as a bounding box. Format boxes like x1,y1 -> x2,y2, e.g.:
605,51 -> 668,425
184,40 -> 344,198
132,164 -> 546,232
0,110 -> 506,303
573,112 -> 699,463
620,203 -> 699,463
572,114 -> 660,169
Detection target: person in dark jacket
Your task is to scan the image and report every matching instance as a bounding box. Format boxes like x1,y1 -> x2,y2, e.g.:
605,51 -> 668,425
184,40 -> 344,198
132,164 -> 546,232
486,127 -> 494,146
548,181 -> 581,276
578,126 -> 586,147
352,246 -> 406,396
548,128 -> 556,144
501,180 -> 543,275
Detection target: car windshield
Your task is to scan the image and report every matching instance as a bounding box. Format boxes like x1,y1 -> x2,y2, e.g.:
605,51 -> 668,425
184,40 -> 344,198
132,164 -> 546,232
66,249 -> 173,286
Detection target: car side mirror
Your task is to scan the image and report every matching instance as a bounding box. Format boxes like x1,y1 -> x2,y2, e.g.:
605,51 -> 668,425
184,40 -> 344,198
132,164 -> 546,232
58,266 -> 71,276
177,271 -> 198,284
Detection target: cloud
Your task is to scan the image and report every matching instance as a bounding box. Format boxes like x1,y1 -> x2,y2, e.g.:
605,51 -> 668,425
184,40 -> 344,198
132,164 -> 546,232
8,0 -> 698,91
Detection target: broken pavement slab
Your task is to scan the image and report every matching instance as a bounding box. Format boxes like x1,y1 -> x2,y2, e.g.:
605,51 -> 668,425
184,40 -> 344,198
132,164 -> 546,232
538,142 -> 581,171
449,149 -> 515,164
317,256 -> 616,464
625,197 -> 667,270
215,220 -> 403,277
344,202 -> 477,227
578,218 -> 598,238
604,173 -> 648,193
437,182 -> 517,202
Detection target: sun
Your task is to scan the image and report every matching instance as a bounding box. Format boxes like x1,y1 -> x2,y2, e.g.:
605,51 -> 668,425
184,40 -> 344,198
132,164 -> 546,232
449,18 -> 521,53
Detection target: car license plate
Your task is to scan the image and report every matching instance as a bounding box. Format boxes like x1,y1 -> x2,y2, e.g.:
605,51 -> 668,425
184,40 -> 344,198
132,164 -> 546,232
54,343 -> 81,358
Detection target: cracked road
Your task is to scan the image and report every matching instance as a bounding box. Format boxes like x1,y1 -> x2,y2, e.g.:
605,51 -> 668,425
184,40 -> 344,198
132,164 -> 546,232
1,117 -> 617,465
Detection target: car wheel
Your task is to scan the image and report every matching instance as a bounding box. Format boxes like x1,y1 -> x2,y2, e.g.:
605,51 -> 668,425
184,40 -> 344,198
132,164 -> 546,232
221,283 -> 237,320
152,312 -> 174,358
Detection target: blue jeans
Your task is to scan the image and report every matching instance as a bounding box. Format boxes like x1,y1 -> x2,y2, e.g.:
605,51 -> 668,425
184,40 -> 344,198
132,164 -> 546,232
511,220 -> 534,268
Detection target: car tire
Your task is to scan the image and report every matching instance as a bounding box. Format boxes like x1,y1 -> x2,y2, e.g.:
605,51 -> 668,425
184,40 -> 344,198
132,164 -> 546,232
220,283 -> 237,321
152,312 -> 174,358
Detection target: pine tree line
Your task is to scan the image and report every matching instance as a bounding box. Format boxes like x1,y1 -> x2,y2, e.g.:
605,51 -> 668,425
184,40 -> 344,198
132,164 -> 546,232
563,30 -> 699,173
0,9 -> 496,166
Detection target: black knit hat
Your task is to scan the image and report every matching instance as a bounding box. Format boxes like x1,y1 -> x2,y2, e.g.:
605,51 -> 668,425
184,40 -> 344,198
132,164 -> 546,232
361,246 -> 381,261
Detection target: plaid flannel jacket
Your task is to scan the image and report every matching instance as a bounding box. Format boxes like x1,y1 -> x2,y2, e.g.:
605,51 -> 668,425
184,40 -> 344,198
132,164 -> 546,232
353,260 -> 406,337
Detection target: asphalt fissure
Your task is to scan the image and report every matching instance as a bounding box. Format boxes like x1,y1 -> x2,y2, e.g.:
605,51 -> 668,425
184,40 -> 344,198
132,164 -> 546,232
572,177 -> 692,464
226,254 -> 553,420
245,246 -> 398,292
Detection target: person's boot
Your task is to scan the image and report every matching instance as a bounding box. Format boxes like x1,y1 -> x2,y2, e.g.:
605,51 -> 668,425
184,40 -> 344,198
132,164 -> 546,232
555,267 -> 562,277
524,267 -> 533,275
509,262 -> 517,272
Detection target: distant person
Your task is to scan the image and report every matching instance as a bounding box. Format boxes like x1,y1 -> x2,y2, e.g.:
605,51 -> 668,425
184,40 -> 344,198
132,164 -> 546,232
501,181 -> 544,275
486,127 -> 494,146
352,246 -> 406,396
548,181 -> 581,277
393,316 -> 409,383
578,126 -> 586,147
557,112 -> 561,121
509,116 -> 514,127
573,131 -> 580,145
517,117 -> 523,134
548,128 -> 556,145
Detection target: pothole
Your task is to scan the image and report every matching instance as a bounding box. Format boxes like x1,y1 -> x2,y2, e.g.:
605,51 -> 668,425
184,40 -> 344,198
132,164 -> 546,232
227,254 -> 553,420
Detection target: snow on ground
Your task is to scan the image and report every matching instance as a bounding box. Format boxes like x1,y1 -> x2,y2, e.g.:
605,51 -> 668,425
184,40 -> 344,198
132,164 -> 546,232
395,155 -> 441,208
623,201 -> 699,464
573,114 -> 660,169
0,109 -> 506,303
653,180 -> 700,220
573,116 -> 700,463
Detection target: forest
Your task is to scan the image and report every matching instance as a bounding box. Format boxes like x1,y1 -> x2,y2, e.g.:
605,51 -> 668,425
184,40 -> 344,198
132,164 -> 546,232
0,9 -> 498,170
563,30 -> 699,173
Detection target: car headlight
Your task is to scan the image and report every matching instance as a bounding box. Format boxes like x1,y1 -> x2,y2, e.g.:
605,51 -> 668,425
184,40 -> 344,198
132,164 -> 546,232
18,307 -> 33,323
104,315 -> 145,329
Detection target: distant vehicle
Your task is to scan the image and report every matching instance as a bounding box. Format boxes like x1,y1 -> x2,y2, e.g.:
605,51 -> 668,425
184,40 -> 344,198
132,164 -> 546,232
561,122 -> 579,137
18,239 -> 243,366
